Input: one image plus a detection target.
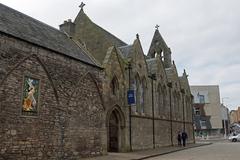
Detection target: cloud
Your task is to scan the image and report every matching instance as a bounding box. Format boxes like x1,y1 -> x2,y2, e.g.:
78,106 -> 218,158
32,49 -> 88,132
1,0 -> 240,110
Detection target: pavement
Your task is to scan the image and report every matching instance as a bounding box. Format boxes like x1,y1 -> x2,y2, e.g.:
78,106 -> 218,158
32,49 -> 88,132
83,142 -> 212,160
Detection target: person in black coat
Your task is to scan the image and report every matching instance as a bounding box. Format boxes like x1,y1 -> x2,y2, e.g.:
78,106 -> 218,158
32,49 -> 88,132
177,131 -> 182,146
181,131 -> 188,147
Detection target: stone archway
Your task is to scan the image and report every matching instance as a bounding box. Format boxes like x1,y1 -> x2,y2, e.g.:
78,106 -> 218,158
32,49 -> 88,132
107,106 -> 126,152
108,110 -> 119,152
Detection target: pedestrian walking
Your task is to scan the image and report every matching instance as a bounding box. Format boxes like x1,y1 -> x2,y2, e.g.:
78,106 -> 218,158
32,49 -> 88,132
177,131 -> 182,146
181,131 -> 188,147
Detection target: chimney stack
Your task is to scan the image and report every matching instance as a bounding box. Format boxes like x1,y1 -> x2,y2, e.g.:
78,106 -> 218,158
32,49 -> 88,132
59,19 -> 75,38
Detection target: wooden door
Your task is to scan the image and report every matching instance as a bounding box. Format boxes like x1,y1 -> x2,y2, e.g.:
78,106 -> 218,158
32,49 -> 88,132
109,112 -> 119,152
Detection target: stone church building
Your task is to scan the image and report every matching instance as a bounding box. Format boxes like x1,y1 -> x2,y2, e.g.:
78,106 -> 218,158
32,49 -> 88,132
0,3 -> 194,159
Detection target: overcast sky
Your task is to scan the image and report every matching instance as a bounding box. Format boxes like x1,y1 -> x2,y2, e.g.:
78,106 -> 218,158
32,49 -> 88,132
1,0 -> 239,110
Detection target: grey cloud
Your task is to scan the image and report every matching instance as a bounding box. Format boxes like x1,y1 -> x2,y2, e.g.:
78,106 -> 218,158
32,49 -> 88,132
1,0 -> 240,110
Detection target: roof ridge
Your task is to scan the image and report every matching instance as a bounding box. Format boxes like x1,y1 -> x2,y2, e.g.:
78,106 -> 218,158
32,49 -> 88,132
0,3 -> 64,35
71,38 -> 102,67
0,3 -> 99,67
74,8 -> 127,46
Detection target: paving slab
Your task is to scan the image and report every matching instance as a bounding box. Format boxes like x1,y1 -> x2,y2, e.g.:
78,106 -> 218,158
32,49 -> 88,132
83,142 -> 212,160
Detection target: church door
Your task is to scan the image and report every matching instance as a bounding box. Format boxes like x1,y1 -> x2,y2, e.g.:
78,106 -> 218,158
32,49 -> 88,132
108,111 -> 119,152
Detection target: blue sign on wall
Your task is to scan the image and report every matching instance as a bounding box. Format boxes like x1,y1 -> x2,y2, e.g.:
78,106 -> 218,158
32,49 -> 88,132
127,90 -> 135,105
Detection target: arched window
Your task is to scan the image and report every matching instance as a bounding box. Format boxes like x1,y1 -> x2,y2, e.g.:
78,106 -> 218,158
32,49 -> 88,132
162,86 -> 167,115
132,74 -> 140,113
157,84 -> 163,115
177,93 -> 181,119
173,91 -> 177,119
140,82 -> 144,113
140,78 -> 147,114
110,76 -> 119,96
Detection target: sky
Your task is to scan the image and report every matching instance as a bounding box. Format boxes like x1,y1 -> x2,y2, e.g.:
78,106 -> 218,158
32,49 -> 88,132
1,0 -> 239,110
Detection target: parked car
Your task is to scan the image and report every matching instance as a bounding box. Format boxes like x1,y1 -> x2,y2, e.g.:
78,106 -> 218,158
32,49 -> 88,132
228,134 -> 240,142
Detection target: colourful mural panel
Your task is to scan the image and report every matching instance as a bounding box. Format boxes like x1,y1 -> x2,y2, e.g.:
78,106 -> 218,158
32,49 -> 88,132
22,76 -> 40,115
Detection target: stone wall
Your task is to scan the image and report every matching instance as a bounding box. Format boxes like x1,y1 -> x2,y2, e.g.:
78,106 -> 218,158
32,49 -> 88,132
131,116 -> 153,150
0,33 -> 105,159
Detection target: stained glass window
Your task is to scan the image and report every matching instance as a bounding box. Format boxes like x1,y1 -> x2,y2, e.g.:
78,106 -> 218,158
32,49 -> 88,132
22,76 -> 40,116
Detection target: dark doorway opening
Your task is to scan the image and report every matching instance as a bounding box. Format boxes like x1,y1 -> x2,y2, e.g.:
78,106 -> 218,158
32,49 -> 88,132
108,111 -> 119,152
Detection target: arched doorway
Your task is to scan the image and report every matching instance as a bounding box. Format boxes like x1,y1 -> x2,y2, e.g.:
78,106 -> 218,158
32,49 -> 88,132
108,110 -> 119,152
107,106 -> 126,152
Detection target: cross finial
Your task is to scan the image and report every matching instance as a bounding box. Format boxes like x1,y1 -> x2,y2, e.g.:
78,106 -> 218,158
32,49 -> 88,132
79,2 -> 85,10
155,24 -> 159,30
136,33 -> 139,39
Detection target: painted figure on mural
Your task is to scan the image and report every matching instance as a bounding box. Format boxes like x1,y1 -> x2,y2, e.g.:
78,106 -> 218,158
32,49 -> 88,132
22,77 -> 39,112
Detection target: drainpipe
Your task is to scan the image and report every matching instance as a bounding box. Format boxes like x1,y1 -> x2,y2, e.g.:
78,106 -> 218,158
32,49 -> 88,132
148,73 -> 156,149
167,82 -> 173,146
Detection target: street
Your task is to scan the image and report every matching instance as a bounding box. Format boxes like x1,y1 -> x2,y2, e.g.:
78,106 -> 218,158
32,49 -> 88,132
147,140 -> 239,160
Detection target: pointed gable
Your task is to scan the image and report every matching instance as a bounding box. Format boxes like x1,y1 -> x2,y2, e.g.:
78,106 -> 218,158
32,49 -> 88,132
72,8 -> 127,64
147,29 -> 172,68
179,69 -> 191,95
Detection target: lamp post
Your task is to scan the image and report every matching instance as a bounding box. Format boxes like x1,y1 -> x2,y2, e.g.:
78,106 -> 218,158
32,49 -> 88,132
167,82 -> 173,146
181,89 -> 185,131
127,62 -> 132,151
148,73 -> 156,149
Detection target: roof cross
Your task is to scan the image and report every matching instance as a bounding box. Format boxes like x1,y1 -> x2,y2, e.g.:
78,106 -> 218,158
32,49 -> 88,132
136,33 -> 139,39
79,2 -> 86,10
155,24 -> 159,30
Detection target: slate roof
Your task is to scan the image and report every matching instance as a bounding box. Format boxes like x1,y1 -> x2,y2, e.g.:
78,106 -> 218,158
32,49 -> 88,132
0,3 -> 99,67
118,45 -> 133,58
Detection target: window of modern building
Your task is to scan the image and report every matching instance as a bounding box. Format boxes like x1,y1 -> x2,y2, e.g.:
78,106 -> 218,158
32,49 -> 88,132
195,107 -> 200,115
200,120 -> 207,129
199,95 -> 205,103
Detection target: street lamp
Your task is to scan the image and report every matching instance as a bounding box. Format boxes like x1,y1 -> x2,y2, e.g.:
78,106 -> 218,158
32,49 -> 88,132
127,62 -> 132,151
167,82 -> 173,146
148,73 -> 156,149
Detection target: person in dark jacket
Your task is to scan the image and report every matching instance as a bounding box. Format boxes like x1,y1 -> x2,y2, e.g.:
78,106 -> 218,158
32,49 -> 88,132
177,131 -> 182,146
181,131 -> 188,147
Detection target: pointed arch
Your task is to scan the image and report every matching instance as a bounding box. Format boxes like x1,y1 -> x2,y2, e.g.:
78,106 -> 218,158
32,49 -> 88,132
140,77 -> 147,113
0,54 -> 60,106
173,90 -> 178,119
110,75 -> 119,96
162,85 -> 167,115
106,105 -> 126,128
69,72 -> 105,110
106,105 -> 126,152
133,73 -> 141,113
157,83 -> 163,115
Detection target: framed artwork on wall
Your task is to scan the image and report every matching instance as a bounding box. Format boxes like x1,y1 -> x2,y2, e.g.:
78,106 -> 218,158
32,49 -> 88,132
21,76 -> 40,116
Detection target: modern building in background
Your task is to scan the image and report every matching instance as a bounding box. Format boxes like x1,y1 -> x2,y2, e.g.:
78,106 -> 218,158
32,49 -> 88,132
220,104 -> 230,136
230,107 -> 240,124
191,85 -> 224,137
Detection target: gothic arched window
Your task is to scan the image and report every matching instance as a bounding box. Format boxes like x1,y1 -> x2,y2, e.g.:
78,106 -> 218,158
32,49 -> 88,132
162,86 -> 167,114
110,76 -> 119,96
140,78 -> 147,114
132,74 -> 140,113
157,84 -> 163,115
